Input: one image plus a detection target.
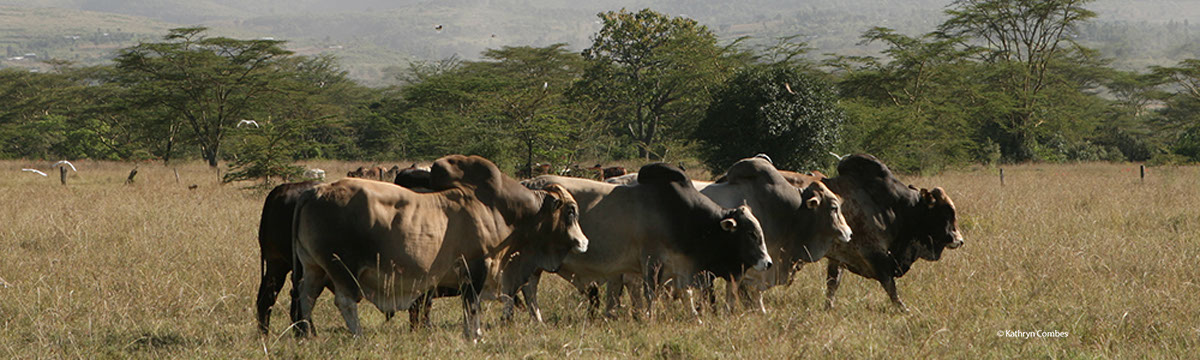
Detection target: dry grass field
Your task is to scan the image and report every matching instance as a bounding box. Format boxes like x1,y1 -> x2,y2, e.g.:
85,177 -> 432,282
2,159 -> 1198,358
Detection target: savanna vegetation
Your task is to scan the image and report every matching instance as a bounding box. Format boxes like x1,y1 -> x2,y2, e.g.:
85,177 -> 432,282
5,1 -> 1200,184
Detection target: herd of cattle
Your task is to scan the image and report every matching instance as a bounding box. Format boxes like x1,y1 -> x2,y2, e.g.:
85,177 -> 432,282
254,154 -> 964,339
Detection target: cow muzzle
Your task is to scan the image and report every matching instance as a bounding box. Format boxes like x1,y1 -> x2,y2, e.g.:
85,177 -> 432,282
947,231 -> 964,249
570,228 -> 589,254
836,228 -> 853,244
754,256 -> 773,271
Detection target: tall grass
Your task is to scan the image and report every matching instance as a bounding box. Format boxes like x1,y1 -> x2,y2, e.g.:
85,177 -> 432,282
1,160 -> 1196,358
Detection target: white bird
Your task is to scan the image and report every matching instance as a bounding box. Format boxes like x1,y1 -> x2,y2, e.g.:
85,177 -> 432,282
53,160 -> 76,172
237,120 -> 260,128
542,82 -> 548,91
22,168 -> 47,176
784,82 -> 795,95
830,152 -> 848,161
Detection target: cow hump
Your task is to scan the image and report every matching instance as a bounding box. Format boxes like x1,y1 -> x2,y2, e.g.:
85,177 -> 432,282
635,163 -> 690,186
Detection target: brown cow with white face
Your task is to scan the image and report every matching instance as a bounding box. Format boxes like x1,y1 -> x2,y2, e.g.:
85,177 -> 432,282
698,157 -> 852,313
291,155 -> 587,339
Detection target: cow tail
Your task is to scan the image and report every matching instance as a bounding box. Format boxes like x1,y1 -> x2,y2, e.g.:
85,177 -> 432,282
289,187 -> 318,324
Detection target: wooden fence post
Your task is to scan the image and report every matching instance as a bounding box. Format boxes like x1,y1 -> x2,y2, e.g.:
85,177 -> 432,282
1140,165 -> 1145,182
59,166 -> 67,185
1000,168 -> 1005,187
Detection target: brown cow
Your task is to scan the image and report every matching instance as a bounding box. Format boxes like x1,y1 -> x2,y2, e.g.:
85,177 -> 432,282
782,154 -> 963,311
292,155 -> 587,339
254,180 -> 321,334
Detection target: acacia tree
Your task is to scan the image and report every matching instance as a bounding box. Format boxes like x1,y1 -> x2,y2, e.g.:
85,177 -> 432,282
114,27 -> 292,167
573,8 -> 734,160
938,0 -> 1098,160
463,45 -> 586,175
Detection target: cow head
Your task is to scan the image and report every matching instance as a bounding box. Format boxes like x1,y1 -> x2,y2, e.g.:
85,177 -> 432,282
800,180 -> 853,247
914,186 -> 963,260
722,204 -> 773,273
535,184 -> 589,256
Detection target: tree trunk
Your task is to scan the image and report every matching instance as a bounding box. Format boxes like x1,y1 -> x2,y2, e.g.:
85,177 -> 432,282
163,137 -> 174,166
204,144 -> 220,168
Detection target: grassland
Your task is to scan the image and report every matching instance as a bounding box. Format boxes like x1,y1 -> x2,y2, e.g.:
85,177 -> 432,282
1,160 -> 1197,358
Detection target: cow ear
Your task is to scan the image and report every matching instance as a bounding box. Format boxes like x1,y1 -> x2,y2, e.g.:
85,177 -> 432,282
542,195 -> 562,211
920,188 -> 935,208
720,218 -> 738,232
931,187 -> 947,203
806,196 -> 820,209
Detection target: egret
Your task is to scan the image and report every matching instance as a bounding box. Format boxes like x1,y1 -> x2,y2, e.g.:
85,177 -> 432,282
22,169 -> 47,176
53,160 -> 76,172
237,120 -> 260,128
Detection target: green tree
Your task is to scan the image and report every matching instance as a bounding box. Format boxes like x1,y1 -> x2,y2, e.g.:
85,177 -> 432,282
697,64 -> 844,173
573,8 -> 736,160
828,28 -> 980,170
461,44 -> 586,175
114,27 -> 293,167
938,0 -> 1098,160
222,118 -> 305,186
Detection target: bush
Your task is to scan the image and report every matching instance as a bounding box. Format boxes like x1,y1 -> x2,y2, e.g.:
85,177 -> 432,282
696,65 -> 843,173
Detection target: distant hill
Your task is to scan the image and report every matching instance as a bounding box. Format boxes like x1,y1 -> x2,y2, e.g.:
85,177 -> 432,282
3,0 -> 1200,84
0,6 -> 176,71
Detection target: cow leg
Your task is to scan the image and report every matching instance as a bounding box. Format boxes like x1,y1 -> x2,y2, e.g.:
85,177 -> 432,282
736,283 -> 767,314
583,284 -> 602,318
879,277 -> 908,312
292,264 -> 327,338
825,260 -> 843,310
520,273 -> 543,323
256,257 -> 291,335
626,277 -> 647,321
691,273 -> 714,315
334,291 -> 362,336
460,284 -> 483,341
408,292 -> 433,331
684,288 -> 703,324
640,273 -> 657,321
603,278 -> 625,319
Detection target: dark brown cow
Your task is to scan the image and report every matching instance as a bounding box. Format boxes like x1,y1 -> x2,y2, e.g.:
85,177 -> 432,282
522,163 -> 772,321
292,155 -> 587,339
254,180 -> 321,335
783,154 -> 963,311
393,165 -> 432,190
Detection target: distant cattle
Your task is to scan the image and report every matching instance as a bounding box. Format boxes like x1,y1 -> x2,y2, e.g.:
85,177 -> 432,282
522,163 -> 771,320
783,155 -> 963,311
698,157 -> 852,312
346,166 -> 387,181
291,155 -> 587,339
